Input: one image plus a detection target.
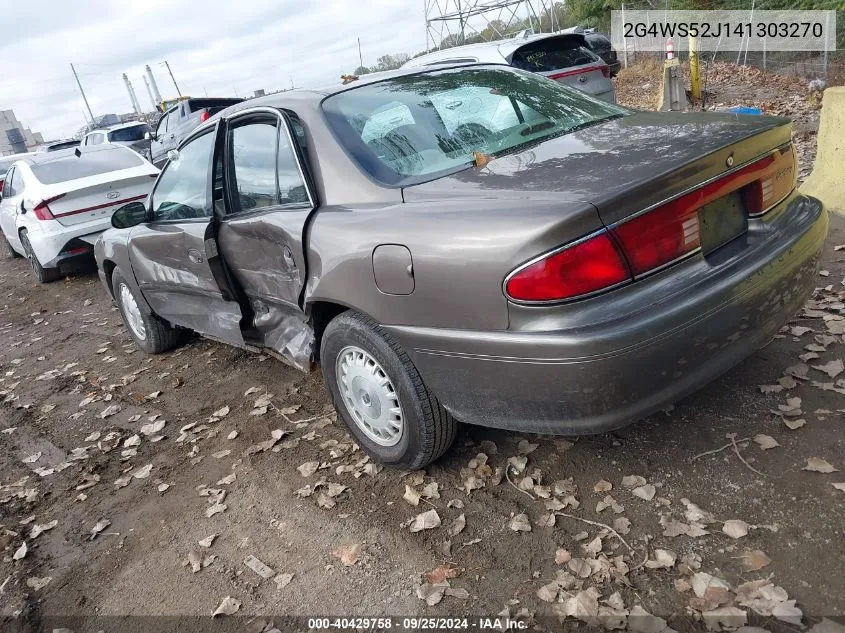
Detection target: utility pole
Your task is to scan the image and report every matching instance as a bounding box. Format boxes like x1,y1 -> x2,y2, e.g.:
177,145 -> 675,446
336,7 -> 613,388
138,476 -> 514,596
70,63 -> 95,125
163,60 -> 182,97
358,37 -> 363,69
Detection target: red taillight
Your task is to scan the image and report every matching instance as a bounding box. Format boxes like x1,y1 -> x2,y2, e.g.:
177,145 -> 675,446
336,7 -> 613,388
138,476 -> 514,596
505,232 -> 630,302
601,65 -> 610,78
199,111 -> 210,123
0,180 -> 4,194
742,145 -> 796,215
33,194 -> 65,221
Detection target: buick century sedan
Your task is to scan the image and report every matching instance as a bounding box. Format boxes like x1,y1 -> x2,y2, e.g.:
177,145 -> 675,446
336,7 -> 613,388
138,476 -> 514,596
95,64 -> 827,468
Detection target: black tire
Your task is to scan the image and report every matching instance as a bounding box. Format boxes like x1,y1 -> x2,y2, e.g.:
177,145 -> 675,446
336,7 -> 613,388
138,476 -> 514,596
20,231 -> 59,283
321,311 -> 457,469
112,267 -> 184,354
1,232 -> 22,259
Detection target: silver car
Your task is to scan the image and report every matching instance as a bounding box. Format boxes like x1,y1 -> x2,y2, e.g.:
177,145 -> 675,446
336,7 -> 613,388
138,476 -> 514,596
82,122 -> 153,161
403,32 -> 615,102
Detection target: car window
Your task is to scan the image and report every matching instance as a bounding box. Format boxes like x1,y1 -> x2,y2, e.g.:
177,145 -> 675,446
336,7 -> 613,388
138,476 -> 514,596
277,125 -> 309,205
156,112 -> 170,135
230,121 -> 279,213
4,167 -> 16,196
31,147 -> 145,184
322,66 -> 628,187
511,40 -> 598,71
151,132 -> 214,221
10,167 -> 24,196
90,133 -> 104,145
109,124 -> 151,142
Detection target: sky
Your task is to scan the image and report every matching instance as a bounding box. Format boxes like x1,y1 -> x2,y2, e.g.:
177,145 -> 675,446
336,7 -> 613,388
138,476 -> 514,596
0,0 -> 430,140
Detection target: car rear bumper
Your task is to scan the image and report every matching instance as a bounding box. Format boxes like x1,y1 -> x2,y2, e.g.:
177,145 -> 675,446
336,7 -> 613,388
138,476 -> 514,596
28,223 -> 107,268
382,193 -> 827,434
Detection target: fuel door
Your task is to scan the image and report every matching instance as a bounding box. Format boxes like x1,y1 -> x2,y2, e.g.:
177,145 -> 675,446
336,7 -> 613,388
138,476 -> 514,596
373,244 -> 414,295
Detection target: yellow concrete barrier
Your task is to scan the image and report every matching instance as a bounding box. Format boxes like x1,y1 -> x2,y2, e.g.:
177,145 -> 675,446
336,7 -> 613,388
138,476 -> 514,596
800,86 -> 845,214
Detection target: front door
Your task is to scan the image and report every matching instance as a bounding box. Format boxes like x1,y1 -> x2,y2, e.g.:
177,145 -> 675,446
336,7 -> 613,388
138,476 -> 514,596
215,110 -> 317,369
128,124 -> 245,346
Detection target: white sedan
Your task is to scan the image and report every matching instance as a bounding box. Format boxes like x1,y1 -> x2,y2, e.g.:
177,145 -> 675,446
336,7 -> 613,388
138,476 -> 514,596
0,144 -> 158,282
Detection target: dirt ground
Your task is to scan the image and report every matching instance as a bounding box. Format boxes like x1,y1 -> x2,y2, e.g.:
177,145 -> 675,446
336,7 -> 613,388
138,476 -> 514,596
1,67 -> 844,633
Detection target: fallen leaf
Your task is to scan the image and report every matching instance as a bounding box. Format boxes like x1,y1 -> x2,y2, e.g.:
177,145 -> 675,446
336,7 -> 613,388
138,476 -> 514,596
645,548 -> 677,569
739,549 -> 772,571
784,418 -> 806,430
582,536 -> 602,557
25,576 -> 51,591
22,452 -> 41,464
274,572 -> 294,589
555,548 -> 572,564
140,420 -> 165,435
403,485 -> 421,506
517,439 -> 539,455
559,587 -> 599,624
593,479 -> 613,492
417,582 -> 448,606
409,509 -> 441,533
632,484 -> 656,501
425,562 -> 459,584
420,482 -> 440,499
445,586 -> 469,600
297,461 -> 319,477
754,434 -> 780,450
702,606 -> 748,631
448,513 -> 466,536
537,581 -> 559,603
132,464 -> 153,479
212,596 -> 241,617
621,475 -> 646,488
832,483 -> 845,492
100,404 -> 121,419
508,513 -> 531,532
90,519 -> 111,540
29,519 -> 58,539
722,519 -> 750,539
613,517 -> 631,535
205,503 -> 227,518
812,359 -> 844,379
332,543 -> 360,566
803,457 -> 838,473
212,406 -> 230,418
13,541 -> 27,560
199,535 -> 216,548
627,606 -> 667,633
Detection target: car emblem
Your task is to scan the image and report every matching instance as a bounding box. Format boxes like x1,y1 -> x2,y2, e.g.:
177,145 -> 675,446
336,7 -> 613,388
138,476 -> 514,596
726,155 -> 734,167
578,75 -> 588,83
107,191 -> 120,199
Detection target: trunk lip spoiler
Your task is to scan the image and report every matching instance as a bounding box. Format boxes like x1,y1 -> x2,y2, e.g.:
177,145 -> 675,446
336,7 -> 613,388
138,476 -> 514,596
51,193 -> 147,219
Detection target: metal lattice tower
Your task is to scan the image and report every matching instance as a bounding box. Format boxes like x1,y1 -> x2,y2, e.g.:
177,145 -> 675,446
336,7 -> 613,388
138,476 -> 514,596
424,0 -> 559,51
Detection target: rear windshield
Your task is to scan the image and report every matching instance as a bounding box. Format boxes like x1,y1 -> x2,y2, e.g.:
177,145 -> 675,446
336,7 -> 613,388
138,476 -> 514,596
322,66 -> 628,187
188,98 -> 241,113
108,124 -> 151,142
46,140 -> 80,151
30,147 -> 145,184
511,38 -> 598,72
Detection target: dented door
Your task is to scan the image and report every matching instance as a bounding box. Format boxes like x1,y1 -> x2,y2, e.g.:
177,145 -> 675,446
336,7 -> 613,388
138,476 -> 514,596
215,109 -> 317,370
129,125 -> 246,346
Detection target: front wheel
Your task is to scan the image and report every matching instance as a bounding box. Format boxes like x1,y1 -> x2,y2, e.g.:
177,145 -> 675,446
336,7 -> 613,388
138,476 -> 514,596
321,311 -> 457,469
20,231 -> 59,283
112,267 -> 184,354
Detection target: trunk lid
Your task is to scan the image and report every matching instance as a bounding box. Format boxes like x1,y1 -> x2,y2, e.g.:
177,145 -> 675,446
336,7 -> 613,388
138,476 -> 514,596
45,174 -> 155,227
403,111 -> 792,226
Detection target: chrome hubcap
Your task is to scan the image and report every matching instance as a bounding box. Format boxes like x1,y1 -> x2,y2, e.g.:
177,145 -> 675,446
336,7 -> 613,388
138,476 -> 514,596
336,346 -> 403,446
118,283 -> 146,341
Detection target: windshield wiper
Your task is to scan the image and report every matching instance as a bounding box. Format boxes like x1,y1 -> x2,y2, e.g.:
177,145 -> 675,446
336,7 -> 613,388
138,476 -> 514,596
563,113 -> 625,135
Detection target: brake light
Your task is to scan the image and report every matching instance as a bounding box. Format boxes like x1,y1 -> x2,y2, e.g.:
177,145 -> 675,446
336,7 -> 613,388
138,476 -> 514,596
742,145 -> 796,215
601,65 -> 610,78
33,194 -> 65,221
505,231 -> 630,302
0,180 -> 4,194
199,111 -> 210,123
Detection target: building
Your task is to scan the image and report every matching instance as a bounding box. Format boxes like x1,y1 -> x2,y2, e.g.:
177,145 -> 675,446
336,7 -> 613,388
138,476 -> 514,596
0,109 -> 44,155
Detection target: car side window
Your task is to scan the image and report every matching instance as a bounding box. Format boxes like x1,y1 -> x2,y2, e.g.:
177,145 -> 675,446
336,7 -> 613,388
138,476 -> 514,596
11,168 -> 24,196
156,113 -> 169,136
4,167 -> 15,196
150,132 -> 214,222
277,125 -> 309,205
229,121 -> 278,213
90,133 -> 103,145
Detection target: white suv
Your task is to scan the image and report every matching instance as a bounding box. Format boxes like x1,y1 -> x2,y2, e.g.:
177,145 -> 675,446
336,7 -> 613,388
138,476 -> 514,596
83,121 -> 154,161
0,144 -> 158,282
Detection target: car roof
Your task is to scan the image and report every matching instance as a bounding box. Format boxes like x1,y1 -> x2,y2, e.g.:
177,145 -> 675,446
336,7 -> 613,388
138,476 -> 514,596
0,151 -> 35,164
19,144 -> 128,166
403,32 -> 589,67
94,121 -> 150,133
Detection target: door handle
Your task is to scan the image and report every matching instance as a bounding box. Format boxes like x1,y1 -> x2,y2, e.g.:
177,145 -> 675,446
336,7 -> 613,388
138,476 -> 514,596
187,249 -> 204,264
19,200 -> 26,214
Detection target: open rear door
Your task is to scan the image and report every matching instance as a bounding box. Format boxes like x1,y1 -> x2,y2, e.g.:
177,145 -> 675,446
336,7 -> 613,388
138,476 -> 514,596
127,123 -> 247,347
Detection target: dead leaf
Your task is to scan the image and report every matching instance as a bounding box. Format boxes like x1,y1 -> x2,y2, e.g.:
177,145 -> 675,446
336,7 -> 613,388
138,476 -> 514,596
140,420 -> 165,435
559,587 -> 599,624
702,606 -> 747,631
132,464 -> 153,479
29,519 -> 58,539
332,543 -> 360,566
621,475 -> 646,488
13,541 -> 27,560
582,535 -> 602,557
445,586 -> 469,600
90,519 -> 111,540
205,503 -> 227,518
199,535 -> 216,548
754,434 -> 780,450
645,548 -> 677,569
100,404 -> 121,419
537,581 -> 559,603
448,513 -> 466,536
212,406 -> 230,418
812,359 -> 844,379
613,517 -> 631,535
508,513 -> 531,532
409,509 -> 441,532
593,479 -> 613,492
722,519 -> 749,539
417,582 -> 448,606
517,439 -> 539,455
420,481 -> 440,499
784,418 -> 806,430
832,482 -> 845,492
803,457 -> 838,473
25,576 -> 51,591
316,493 -> 336,509
627,606 -> 667,633
297,461 -> 319,477
632,484 -> 656,501
555,548 -> 571,564
739,549 -> 772,571
274,572 -> 294,589
425,562 -> 459,584
212,596 -> 241,617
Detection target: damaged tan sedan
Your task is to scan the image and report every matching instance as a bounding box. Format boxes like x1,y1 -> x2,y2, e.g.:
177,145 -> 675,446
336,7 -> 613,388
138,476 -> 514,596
96,65 -> 827,468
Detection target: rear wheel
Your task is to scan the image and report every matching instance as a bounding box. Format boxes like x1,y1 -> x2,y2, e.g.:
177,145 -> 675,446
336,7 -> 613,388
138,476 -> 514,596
1,232 -> 21,259
321,311 -> 457,469
112,267 -> 183,354
20,231 -> 59,283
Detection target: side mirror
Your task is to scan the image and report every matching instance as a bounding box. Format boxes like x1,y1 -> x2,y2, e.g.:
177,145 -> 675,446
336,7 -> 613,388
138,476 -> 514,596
111,201 -> 148,229
144,131 -> 154,141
